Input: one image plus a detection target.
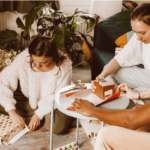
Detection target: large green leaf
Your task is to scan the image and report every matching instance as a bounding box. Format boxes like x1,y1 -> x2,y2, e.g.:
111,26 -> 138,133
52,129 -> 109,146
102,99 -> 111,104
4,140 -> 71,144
37,26 -> 54,35
86,35 -> 94,42
0,29 -> 17,39
86,19 -> 96,33
0,29 -> 24,51
53,9 -> 66,15
4,41 -> 15,50
16,17 -> 25,30
76,20 -> 85,25
78,31 -> 93,51
23,3 -> 54,36
74,7 -> 88,15
53,17 -> 63,27
63,15 -> 74,23
71,22 -> 77,30
76,13 -> 97,32
54,24 -> 71,52
37,17 -> 53,26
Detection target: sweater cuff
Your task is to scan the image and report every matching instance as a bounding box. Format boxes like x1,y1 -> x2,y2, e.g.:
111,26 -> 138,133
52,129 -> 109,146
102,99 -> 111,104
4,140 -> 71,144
5,104 -> 16,112
35,109 -> 46,120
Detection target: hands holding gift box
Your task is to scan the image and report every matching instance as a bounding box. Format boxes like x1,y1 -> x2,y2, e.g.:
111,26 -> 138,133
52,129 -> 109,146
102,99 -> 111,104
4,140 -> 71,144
71,79 -> 140,117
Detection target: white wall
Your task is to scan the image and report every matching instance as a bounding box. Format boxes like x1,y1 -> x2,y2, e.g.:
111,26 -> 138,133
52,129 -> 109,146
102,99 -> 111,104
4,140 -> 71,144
134,1 -> 150,5
90,0 -> 122,20
0,11 -> 37,37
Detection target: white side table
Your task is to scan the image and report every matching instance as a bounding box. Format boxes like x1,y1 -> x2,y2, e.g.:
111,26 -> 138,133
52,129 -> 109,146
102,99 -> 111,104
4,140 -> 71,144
50,83 -> 129,150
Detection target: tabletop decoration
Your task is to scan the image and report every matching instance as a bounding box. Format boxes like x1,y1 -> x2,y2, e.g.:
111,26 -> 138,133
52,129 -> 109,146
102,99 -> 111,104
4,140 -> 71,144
53,142 -> 79,150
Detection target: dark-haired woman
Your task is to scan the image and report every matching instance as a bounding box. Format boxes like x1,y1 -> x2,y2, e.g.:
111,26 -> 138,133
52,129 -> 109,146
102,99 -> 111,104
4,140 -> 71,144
71,3 -> 150,150
0,36 -> 71,134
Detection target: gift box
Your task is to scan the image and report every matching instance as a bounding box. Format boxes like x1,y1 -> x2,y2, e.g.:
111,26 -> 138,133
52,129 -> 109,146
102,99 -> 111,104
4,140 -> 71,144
53,142 -> 79,150
94,79 -> 116,100
0,113 -> 29,145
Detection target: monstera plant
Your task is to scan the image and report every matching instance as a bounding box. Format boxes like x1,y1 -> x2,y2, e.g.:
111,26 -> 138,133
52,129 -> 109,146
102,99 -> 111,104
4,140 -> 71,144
0,1 -> 100,67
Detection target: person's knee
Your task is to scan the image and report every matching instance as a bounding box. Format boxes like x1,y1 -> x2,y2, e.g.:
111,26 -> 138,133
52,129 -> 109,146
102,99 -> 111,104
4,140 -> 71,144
97,126 -> 118,141
43,112 -> 71,134
98,126 -> 111,140
53,116 -> 71,134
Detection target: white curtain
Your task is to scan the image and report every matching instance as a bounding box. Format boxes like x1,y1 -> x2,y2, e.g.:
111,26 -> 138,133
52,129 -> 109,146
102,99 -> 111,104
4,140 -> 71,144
90,0 -> 122,20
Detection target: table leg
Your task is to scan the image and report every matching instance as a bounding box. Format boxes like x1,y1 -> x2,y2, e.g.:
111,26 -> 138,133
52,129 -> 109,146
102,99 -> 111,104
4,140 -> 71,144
101,121 -> 104,128
50,100 -> 54,150
76,118 -> 79,146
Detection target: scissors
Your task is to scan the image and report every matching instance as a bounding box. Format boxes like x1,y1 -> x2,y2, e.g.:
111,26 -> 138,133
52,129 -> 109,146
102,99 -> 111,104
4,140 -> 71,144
60,83 -> 87,94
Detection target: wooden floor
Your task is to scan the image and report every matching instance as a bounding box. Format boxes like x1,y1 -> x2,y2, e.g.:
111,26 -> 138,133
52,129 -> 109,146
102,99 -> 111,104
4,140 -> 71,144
1,119 -> 94,150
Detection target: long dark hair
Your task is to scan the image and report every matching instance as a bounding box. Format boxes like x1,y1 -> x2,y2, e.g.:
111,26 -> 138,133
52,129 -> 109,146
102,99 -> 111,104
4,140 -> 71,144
131,3 -> 150,26
28,36 -> 67,71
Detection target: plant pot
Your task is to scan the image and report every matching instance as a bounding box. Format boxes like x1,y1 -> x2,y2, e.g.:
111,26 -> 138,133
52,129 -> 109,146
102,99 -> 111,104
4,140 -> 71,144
77,54 -> 90,68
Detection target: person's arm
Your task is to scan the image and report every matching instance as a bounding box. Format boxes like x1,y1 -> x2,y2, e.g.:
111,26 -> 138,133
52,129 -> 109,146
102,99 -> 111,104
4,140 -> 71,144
0,51 -> 27,129
8,109 -> 25,130
139,91 -> 150,100
71,99 -> 150,130
72,83 -> 150,130
92,33 -> 143,92
97,58 -> 120,79
118,83 -> 150,100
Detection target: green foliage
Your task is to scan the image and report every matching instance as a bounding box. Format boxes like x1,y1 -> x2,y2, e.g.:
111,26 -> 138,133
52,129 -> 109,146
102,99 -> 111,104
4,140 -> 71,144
0,29 -> 25,52
16,17 -> 25,30
0,1 -> 99,64
23,3 -> 54,36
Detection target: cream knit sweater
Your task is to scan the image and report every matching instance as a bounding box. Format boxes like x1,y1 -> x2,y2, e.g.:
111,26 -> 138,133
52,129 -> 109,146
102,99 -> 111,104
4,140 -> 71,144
0,49 -> 72,120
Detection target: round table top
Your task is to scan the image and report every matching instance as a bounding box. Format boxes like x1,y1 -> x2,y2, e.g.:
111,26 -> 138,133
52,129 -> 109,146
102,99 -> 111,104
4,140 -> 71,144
54,83 -> 130,120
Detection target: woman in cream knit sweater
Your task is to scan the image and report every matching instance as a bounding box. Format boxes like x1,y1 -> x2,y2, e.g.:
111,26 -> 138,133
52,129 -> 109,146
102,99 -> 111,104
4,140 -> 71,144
0,36 -> 72,133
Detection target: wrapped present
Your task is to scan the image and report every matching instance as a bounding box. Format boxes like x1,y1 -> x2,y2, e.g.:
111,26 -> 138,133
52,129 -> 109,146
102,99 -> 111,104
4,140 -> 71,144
0,50 -> 17,72
53,142 -> 79,150
0,113 -> 29,145
94,79 -> 116,100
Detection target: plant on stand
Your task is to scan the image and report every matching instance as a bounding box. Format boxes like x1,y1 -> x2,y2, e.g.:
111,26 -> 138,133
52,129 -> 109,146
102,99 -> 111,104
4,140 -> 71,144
18,2 -> 99,67
0,1 -> 100,68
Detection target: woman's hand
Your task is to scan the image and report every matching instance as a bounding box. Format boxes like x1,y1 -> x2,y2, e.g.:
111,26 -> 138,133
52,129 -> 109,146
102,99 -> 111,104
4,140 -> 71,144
71,98 -> 95,117
28,114 -> 40,131
91,74 -> 105,92
8,109 -> 25,130
117,83 -> 139,100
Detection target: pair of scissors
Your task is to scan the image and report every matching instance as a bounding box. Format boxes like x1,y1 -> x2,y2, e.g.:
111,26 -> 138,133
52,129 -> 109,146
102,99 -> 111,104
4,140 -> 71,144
60,83 -> 87,94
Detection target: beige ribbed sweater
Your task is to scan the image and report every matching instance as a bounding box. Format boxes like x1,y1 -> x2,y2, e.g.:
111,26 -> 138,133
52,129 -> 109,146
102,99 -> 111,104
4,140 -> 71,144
0,49 -> 72,119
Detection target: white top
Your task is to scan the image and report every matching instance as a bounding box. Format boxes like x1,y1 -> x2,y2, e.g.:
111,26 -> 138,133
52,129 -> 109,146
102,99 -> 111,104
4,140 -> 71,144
0,49 -> 72,120
115,33 -> 150,71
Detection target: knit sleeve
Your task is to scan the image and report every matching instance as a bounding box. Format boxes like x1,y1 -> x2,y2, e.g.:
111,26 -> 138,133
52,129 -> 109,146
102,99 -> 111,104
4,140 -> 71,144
0,50 -> 27,112
114,33 -> 143,67
35,58 -> 72,120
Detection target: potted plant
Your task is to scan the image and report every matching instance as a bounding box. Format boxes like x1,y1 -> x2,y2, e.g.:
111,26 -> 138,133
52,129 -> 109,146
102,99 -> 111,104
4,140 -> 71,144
0,1 -> 100,68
